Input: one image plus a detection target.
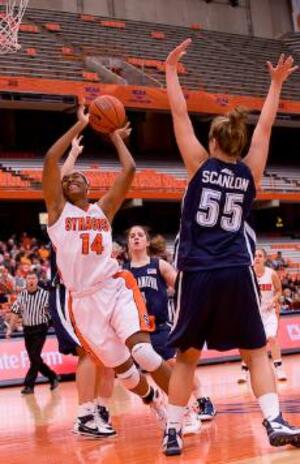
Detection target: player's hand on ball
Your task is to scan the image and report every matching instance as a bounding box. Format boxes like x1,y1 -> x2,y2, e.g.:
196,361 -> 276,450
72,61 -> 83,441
110,122 -> 132,142
166,38 -> 192,67
267,54 -> 298,85
77,100 -> 90,126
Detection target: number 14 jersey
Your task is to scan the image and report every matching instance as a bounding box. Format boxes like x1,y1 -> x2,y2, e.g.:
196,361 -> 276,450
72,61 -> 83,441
47,202 -> 119,292
177,158 -> 256,272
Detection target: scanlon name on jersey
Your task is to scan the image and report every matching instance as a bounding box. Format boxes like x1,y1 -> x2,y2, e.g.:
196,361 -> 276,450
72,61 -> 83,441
202,170 -> 250,192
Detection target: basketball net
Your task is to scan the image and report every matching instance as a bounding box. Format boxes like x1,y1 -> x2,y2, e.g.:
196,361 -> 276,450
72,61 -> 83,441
0,0 -> 29,54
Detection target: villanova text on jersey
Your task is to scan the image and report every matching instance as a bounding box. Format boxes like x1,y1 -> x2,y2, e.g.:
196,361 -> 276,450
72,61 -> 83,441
177,158 -> 256,271
136,275 -> 159,291
124,258 -> 169,324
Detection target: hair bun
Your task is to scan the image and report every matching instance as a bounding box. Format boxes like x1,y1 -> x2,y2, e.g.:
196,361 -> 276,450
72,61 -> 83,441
227,106 -> 248,127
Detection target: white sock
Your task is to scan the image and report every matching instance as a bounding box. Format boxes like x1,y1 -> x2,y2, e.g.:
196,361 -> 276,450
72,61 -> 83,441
258,393 -> 280,421
96,396 -> 108,408
167,404 -> 185,432
78,401 -> 95,418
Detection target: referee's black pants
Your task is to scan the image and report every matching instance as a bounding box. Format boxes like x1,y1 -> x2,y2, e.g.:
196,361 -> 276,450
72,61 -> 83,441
23,324 -> 57,389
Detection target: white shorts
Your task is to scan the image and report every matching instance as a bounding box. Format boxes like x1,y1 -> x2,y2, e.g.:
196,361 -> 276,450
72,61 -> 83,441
261,311 -> 278,339
68,271 -> 152,368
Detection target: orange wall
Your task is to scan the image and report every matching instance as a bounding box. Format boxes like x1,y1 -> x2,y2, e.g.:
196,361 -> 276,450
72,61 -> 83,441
1,76 -> 300,114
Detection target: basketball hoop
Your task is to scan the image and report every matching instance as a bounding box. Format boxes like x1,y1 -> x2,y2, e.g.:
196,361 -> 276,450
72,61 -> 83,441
0,0 -> 29,54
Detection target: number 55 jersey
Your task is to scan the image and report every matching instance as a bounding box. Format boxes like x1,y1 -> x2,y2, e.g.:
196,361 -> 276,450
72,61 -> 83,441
47,202 -> 119,293
177,158 -> 256,272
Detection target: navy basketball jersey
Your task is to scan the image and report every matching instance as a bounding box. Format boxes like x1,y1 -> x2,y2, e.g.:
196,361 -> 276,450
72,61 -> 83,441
177,158 -> 256,271
123,258 -> 169,324
49,247 -> 80,353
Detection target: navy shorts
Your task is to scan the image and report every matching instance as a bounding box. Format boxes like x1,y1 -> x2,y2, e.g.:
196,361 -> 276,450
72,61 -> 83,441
49,285 -> 80,356
150,323 -> 176,361
169,266 -> 266,352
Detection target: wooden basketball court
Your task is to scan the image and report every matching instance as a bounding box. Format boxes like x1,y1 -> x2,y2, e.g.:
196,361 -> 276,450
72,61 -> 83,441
2,355 -> 300,464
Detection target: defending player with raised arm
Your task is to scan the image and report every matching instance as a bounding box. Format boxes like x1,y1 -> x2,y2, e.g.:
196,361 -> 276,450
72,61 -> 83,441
43,103 -> 176,432
163,40 -> 299,456
165,39 -> 298,183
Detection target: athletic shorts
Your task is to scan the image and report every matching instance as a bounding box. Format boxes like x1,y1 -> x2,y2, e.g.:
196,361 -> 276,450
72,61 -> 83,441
49,285 -> 80,356
150,322 -> 176,361
169,266 -> 267,352
68,271 -> 152,368
261,311 -> 278,339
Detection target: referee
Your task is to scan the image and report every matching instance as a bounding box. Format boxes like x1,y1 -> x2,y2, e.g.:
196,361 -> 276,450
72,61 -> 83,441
7,271 -> 59,394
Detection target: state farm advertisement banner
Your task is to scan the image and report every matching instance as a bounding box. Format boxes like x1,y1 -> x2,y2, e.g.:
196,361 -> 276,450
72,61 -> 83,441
0,336 -> 77,385
1,315 -> 300,386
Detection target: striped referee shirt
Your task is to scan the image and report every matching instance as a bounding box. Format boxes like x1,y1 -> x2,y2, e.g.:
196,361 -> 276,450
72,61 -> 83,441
12,286 -> 50,327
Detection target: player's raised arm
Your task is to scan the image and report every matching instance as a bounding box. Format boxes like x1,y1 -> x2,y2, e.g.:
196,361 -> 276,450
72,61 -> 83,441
60,135 -> 84,178
244,55 -> 298,187
43,104 -> 89,226
165,39 -> 208,179
99,123 -> 136,223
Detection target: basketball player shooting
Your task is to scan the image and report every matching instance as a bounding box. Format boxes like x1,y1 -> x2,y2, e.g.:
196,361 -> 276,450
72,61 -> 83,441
42,102 -> 170,428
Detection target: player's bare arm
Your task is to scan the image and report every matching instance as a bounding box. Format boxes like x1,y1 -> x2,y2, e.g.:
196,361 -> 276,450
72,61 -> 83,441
159,259 -> 177,288
60,135 -> 84,178
244,55 -> 298,187
165,38 -> 208,179
99,122 -> 136,223
272,270 -> 282,316
43,104 -> 89,226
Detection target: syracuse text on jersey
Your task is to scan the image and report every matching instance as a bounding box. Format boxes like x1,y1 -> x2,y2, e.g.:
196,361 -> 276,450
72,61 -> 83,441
65,216 -> 110,232
202,169 -> 250,192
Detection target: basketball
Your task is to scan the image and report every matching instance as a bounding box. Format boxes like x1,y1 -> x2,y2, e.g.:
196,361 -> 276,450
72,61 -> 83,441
89,95 -> 126,134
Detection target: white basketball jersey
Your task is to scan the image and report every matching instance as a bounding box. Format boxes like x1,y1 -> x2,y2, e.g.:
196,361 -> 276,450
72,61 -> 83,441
256,266 -> 275,314
47,202 -> 119,292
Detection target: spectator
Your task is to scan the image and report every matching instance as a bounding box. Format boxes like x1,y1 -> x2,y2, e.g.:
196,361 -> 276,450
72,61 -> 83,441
272,251 -> 287,270
291,293 -> 300,311
14,268 -> 26,292
38,245 -> 50,260
280,288 -> 293,312
0,266 -> 15,304
20,232 -> 32,250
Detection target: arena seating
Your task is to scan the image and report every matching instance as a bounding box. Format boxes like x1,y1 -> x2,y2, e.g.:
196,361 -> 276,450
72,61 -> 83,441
258,238 -> 300,271
0,7 -> 300,98
0,158 -> 299,193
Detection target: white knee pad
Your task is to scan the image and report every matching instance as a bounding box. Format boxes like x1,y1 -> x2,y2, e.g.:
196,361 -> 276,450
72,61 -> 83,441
131,343 -> 162,372
117,364 -> 140,390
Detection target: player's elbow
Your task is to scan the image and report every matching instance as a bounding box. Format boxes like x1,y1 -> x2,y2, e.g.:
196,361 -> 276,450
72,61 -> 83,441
44,149 -> 56,164
254,122 -> 272,140
126,160 -> 136,173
